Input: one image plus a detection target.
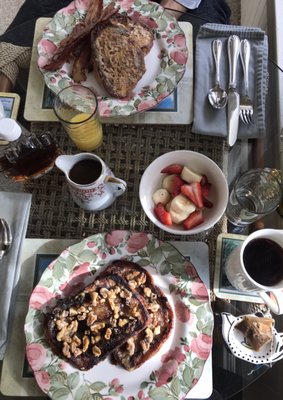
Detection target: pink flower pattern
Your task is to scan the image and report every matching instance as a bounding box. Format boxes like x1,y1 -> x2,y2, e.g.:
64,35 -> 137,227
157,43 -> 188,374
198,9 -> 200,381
106,230 -> 127,247
156,347 -> 186,386
190,334 -> 212,360
26,343 -> 46,371
29,286 -> 54,310
126,232 -> 149,253
34,371 -> 51,392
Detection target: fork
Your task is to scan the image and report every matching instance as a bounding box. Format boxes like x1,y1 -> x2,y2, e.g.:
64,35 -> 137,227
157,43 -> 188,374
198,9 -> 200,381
239,39 -> 253,124
0,218 -> 12,261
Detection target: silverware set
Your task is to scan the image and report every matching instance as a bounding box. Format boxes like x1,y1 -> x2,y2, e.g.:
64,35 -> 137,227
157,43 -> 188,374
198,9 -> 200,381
208,35 -> 254,147
0,218 -> 12,261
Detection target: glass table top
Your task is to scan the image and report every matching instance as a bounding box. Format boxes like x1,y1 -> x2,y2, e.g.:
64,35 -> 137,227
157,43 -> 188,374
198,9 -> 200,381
0,1 -> 282,399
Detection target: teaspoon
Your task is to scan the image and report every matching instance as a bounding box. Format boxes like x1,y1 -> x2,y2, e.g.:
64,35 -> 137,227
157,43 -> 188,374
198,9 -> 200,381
208,39 -> 228,109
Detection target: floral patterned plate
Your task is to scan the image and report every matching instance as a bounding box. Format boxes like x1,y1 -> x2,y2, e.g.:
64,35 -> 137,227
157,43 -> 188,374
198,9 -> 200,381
24,231 -> 213,400
37,0 -> 188,117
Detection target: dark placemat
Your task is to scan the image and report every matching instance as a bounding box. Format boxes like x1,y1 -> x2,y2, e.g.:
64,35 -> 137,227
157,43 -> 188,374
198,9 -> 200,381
19,122 -> 228,285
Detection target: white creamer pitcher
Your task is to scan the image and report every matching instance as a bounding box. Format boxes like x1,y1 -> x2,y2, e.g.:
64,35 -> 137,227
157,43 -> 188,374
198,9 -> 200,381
55,153 -> 127,211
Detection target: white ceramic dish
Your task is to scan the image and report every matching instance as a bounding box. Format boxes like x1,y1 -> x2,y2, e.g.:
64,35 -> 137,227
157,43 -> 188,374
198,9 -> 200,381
139,150 -> 229,235
24,231 -> 213,399
222,312 -> 283,364
37,0 -> 188,118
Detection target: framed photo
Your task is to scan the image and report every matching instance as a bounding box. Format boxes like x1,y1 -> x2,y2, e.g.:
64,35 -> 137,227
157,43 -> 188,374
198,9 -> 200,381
0,92 -> 20,119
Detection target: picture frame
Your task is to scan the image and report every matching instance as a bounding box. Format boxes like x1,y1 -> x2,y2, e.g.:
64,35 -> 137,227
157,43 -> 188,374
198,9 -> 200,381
0,92 -> 20,119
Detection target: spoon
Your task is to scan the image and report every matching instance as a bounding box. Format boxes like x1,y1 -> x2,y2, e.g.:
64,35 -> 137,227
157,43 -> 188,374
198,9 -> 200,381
0,218 -> 12,261
208,39 -> 228,109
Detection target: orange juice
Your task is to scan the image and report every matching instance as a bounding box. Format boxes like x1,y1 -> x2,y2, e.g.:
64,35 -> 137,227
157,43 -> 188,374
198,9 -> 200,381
65,113 -> 103,151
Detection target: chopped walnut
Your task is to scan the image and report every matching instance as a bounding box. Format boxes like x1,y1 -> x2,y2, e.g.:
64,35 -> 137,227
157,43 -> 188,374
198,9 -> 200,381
140,340 -> 150,353
90,322 -> 105,332
104,328 -> 112,340
127,338 -> 135,356
148,303 -> 160,312
56,320 -> 78,342
82,335 -> 90,352
100,288 -> 109,298
69,307 -> 78,316
118,318 -> 128,327
143,287 -> 151,297
55,319 -> 68,330
154,326 -> 161,335
129,280 -> 137,289
145,327 -> 154,343
77,306 -> 88,314
90,292 -> 99,306
62,341 -> 71,358
87,311 -> 97,326
92,345 -> 102,357
77,313 -> 87,321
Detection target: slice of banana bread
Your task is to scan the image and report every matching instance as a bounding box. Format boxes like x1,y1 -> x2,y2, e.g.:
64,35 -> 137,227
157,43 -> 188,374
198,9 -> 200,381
45,274 -> 149,370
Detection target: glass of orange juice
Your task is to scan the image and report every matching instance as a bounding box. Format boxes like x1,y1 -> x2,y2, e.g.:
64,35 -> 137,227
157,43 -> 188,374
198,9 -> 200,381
53,85 -> 103,151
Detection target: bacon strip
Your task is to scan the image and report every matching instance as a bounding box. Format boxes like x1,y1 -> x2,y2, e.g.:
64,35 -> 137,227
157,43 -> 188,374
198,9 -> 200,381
43,1 -> 117,72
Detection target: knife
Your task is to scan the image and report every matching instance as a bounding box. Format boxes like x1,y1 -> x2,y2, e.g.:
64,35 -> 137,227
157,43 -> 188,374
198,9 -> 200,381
227,35 -> 240,147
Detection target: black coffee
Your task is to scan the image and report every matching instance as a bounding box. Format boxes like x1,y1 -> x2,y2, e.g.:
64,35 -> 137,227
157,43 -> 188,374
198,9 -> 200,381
243,238 -> 283,286
69,159 -> 102,185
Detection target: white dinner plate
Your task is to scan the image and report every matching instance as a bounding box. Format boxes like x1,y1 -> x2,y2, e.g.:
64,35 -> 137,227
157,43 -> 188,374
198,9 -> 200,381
37,0 -> 188,117
24,231 -> 213,400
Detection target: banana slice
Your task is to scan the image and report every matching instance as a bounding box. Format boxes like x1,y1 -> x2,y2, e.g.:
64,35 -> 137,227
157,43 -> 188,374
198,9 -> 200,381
152,188 -> 171,205
161,174 -> 176,193
170,209 -> 191,224
170,194 -> 196,214
181,166 -> 202,183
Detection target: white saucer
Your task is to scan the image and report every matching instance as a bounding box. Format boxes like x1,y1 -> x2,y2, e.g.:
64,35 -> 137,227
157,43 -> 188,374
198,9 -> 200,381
221,312 -> 283,364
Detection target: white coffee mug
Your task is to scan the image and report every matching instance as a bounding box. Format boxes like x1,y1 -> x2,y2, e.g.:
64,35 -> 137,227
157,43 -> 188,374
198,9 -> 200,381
55,153 -> 126,211
225,229 -> 283,314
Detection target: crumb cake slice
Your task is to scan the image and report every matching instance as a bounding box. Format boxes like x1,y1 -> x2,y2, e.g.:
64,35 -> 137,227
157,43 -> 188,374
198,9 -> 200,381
235,315 -> 274,351
44,274 -> 149,370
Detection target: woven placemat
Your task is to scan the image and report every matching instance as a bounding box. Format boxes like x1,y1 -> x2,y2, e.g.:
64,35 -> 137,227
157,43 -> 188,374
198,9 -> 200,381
21,122 -> 228,286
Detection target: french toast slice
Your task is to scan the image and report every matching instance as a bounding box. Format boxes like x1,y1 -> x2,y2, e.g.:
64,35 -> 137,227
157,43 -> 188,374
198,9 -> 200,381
101,260 -> 174,370
44,274 -> 149,370
91,15 -> 152,98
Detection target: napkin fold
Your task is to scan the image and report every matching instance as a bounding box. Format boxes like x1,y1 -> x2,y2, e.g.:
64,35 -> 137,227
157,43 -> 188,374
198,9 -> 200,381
192,23 -> 268,139
0,191 -> 31,359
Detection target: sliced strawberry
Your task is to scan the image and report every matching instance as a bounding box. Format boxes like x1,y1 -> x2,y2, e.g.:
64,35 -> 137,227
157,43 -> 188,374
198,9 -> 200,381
200,174 -> 209,186
181,182 -> 203,208
183,210 -> 204,230
200,175 -> 212,197
154,203 -> 173,226
172,175 -> 185,197
201,182 -> 212,197
161,164 -> 183,174
203,197 -> 213,208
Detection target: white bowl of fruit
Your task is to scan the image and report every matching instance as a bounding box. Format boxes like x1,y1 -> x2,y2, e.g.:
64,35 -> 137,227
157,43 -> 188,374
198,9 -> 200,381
139,150 -> 229,234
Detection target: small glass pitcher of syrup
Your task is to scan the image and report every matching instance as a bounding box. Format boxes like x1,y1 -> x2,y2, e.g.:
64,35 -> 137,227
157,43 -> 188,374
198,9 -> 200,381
0,131 -> 60,182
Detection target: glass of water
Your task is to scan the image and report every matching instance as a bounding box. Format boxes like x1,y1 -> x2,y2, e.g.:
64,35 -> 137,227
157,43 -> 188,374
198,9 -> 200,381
226,168 -> 282,226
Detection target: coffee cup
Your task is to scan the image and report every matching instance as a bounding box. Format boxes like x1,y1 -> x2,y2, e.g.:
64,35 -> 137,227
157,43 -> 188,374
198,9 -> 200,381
55,153 -> 126,211
225,229 -> 283,314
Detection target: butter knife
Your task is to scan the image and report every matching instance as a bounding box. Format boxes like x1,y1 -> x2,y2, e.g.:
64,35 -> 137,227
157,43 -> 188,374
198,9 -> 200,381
227,35 -> 240,147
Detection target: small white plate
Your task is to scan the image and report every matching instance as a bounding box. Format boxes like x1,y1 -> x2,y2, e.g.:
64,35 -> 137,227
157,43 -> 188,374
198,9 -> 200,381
222,312 -> 283,364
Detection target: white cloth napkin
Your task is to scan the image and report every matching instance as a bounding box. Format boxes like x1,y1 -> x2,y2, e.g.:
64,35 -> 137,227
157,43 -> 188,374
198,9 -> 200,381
0,191 -> 31,359
192,23 -> 268,139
